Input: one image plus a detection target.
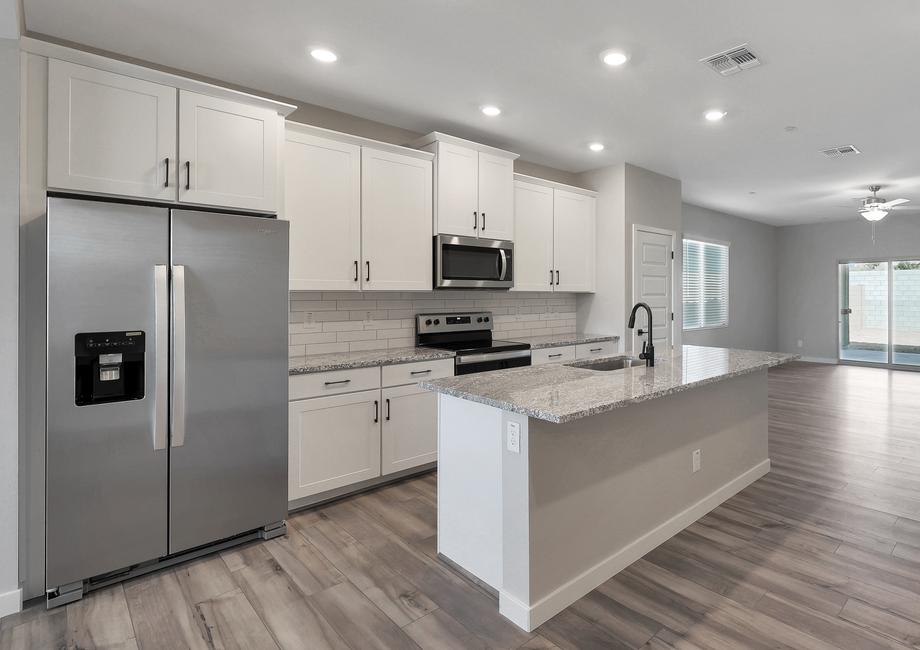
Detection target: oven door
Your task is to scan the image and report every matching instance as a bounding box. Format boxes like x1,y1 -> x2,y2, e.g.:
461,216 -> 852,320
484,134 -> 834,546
436,235 -> 513,289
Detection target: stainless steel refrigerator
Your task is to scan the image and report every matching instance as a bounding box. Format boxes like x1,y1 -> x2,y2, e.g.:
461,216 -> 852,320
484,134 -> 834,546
21,197 -> 289,605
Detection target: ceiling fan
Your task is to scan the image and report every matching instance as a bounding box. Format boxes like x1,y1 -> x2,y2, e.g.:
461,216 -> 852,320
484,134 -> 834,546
857,185 -> 911,222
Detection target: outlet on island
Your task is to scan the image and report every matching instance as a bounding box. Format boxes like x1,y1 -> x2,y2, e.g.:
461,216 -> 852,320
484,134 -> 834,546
507,421 -> 521,454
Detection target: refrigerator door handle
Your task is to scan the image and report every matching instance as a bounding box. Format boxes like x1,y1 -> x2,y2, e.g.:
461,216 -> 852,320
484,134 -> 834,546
171,264 -> 187,448
153,265 -> 169,450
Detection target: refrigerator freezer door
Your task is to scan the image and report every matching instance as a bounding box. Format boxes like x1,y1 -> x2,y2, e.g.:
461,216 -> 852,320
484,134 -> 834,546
46,198 -> 170,589
169,210 -> 289,553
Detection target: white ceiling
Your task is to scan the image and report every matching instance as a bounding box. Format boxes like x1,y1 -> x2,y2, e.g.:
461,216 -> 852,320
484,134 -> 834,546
23,0 -> 920,226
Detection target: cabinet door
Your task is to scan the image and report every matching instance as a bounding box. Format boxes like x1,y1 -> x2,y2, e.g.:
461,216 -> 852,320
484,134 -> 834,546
531,345 -> 576,365
178,90 -> 279,212
284,131 -> 361,290
289,390 -> 381,501
47,59 -> 177,200
382,384 -> 438,475
553,191 -> 596,293
477,152 -> 514,241
511,180 -> 555,292
361,147 -> 433,291
435,141 -> 479,236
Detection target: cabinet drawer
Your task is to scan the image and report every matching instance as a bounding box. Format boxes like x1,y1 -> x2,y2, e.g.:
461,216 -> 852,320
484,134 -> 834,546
383,358 -> 454,387
289,366 -> 381,400
531,346 -> 576,366
575,340 -> 617,360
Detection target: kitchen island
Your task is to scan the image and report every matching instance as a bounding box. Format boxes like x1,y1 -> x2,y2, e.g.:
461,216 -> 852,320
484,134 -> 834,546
419,345 -> 796,631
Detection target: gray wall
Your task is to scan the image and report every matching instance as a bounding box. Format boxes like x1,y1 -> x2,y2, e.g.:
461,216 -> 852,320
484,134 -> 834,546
0,35 -> 21,612
777,215 -> 920,361
683,203 -> 778,352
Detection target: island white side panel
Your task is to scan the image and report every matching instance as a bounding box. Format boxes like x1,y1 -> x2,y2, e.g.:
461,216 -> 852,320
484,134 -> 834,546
437,394 -> 504,588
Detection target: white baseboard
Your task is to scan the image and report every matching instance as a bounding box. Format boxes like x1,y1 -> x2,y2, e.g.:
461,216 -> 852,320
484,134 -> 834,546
799,356 -> 838,364
499,458 -> 771,632
0,586 -> 23,619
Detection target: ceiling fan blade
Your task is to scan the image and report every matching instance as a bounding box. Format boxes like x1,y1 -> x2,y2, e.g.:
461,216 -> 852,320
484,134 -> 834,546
881,198 -> 910,208
890,205 -> 920,211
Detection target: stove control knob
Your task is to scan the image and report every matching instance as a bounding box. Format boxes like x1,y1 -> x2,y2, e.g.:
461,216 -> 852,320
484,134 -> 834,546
484,316 -> 490,322
425,319 -> 432,326
477,317 -> 483,323
434,319 -> 441,325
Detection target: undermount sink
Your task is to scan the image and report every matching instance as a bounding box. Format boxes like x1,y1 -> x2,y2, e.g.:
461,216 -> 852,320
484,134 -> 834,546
565,356 -> 646,372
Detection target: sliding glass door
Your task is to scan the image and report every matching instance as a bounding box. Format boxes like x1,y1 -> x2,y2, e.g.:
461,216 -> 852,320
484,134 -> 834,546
839,260 -> 920,368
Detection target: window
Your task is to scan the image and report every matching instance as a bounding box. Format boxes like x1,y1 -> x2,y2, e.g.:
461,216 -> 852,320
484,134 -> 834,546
683,238 -> 729,330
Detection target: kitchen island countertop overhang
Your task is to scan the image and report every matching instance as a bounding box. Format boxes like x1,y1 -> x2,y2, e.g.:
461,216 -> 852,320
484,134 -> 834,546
422,345 -> 797,632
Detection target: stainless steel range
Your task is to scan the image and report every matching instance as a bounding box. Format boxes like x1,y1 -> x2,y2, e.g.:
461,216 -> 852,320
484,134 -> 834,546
416,312 -> 531,375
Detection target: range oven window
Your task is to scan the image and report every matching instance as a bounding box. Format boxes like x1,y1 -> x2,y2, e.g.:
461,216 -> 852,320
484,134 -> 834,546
442,244 -> 506,281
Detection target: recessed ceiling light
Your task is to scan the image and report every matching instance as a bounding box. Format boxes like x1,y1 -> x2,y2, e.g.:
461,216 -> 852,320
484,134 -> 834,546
481,105 -> 502,117
310,48 -> 338,63
600,50 -> 629,66
588,142 -> 605,152
704,109 -> 727,122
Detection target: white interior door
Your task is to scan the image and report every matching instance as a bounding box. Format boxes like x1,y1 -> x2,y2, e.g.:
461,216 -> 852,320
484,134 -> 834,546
284,131 -> 361,290
289,390 -> 381,501
361,147 -> 433,291
47,59 -> 177,200
553,190 -> 596,292
512,180 -> 555,291
477,152 -> 515,241
435,141 -> 479,236
632,227 -> 674,355
178,90 -> 279,212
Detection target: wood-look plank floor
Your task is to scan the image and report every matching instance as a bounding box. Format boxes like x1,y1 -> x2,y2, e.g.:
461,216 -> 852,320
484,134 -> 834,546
5,361 -> 920,649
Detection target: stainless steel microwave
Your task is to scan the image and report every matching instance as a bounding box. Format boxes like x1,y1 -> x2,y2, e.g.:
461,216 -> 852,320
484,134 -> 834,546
435,235 -> 514,289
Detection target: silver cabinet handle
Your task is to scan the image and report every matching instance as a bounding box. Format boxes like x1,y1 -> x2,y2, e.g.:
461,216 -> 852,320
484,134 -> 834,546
153,265 -> 169,450
498,249 -> 507,281
171,265 -> 187,448
324,379 -> 351,386
410,369 -> 432,375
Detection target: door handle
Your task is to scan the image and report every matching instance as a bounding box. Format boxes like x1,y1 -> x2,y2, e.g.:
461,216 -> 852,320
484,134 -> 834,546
164,158 -> 170,188
498,249 -> 507,281
481,212 -> 486,231
473,211 -> 478,231
556,270 -> 560,285
153,265 -> 169,450
354,260 -> 359,282
374,400 -> 379,423
365,261 -> 371,283
385,398 -> 391,421
184,161 -> 190,191
171,265 -> 187,448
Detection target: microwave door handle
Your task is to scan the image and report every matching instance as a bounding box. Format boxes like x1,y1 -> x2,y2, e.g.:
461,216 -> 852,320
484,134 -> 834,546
171,264 -> 187,448
498,249 -> 507,281
153,265 -> 169,450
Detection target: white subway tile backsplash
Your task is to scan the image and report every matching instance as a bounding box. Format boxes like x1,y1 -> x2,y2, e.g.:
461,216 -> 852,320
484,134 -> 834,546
288,290 -> 577,359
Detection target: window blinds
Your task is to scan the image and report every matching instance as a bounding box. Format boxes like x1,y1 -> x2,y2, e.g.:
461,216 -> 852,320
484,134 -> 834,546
683,239 -> 729,329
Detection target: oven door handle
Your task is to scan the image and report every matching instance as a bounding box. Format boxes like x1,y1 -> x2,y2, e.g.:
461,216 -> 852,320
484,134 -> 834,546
456,349 -> 531,365
498,249 -> 508,281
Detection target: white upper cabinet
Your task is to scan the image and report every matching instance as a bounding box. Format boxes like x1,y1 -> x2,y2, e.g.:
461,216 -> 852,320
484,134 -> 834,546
434,141 -> 479,237
46,54 -> 290,212
512,175 -> 596,293
284,130 -> 361,290
48,60 -> 177,200
553,188 -> 596,293
178,90 -> 280,212
413,132 -> 518,240
512,180 -> 555,291
477,152 -> 515,241
361,146 -> 433,291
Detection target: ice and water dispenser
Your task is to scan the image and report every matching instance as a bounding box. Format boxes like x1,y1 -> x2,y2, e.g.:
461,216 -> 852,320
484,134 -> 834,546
74,331 -> 145,406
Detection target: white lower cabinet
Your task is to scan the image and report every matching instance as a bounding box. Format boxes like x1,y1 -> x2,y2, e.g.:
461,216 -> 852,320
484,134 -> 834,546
382,384 -> 439,475
288,389 -> 382,501
575,340 -> 618,360
531,345 -> 576,366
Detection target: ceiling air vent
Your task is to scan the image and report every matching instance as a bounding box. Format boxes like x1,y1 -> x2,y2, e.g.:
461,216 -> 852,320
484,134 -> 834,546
700,44 -> 762,76
821,145 -> 861,158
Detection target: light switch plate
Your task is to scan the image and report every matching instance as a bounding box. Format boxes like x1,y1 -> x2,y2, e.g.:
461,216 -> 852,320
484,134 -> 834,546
507,421 -> 521,454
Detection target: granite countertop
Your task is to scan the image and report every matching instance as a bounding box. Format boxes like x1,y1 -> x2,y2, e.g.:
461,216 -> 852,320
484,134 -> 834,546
289,347 -> 455,374
419,345 -> 798,423
510,333 -> 619,349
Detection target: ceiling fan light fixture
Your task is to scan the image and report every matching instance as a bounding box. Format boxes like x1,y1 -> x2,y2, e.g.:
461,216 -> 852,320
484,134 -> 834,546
861,207 -> 888,222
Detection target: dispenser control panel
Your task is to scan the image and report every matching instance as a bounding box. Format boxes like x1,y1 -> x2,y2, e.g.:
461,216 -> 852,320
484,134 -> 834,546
74,331 -> 145,406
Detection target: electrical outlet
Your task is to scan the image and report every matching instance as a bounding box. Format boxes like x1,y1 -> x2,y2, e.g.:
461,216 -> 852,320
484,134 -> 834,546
797,339 -> 804,348
507,422 -> 521,454
305,312 -> 314,325
692,449 -> 701,473
364,311 -> 372,323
